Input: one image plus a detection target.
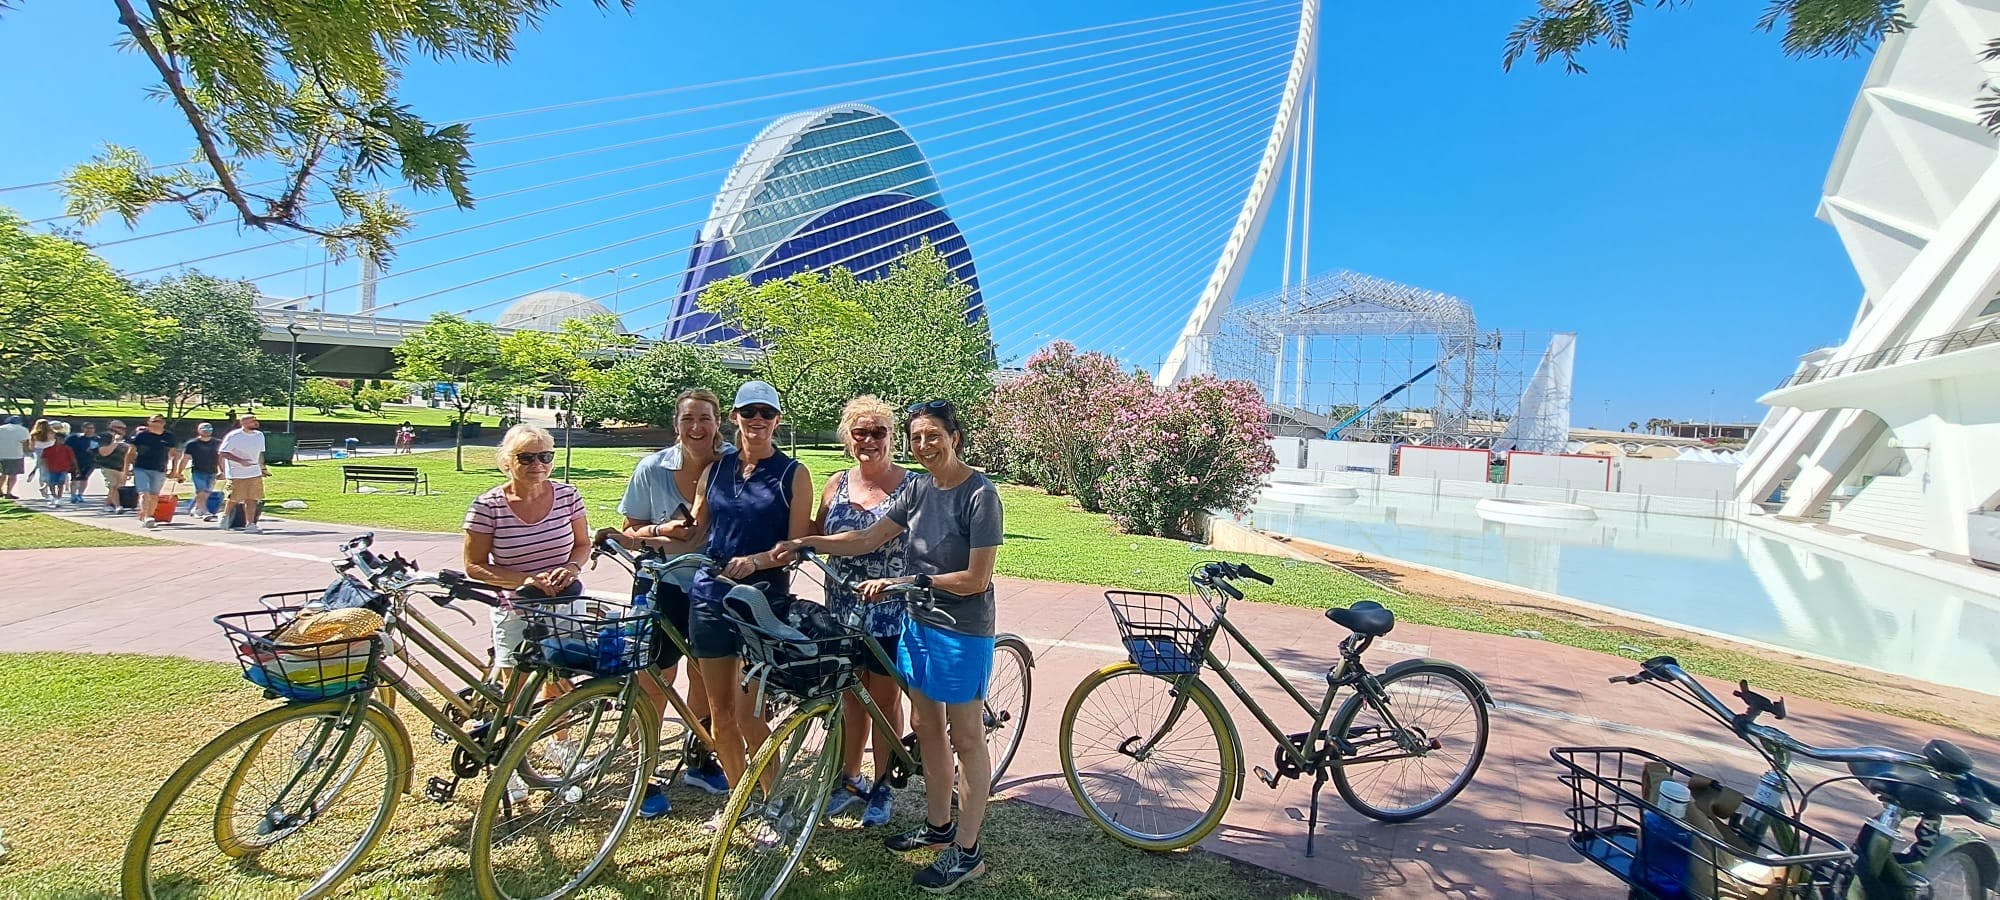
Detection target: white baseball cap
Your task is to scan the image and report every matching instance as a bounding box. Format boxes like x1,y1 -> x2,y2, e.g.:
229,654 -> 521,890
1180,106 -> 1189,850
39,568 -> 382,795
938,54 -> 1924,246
732,380 -> 782,413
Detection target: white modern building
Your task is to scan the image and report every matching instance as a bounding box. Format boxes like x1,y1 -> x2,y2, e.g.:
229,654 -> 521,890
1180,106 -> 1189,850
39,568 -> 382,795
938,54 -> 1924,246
1738,0 -> 2000,561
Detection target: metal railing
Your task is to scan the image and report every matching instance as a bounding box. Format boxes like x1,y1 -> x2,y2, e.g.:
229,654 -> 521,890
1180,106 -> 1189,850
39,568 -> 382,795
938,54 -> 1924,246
1775,319 -> 2000,389
254,309 -> 763,365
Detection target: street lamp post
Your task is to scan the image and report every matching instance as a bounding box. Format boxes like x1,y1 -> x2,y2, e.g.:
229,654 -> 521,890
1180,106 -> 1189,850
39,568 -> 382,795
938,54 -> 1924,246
285,322 -> 302,434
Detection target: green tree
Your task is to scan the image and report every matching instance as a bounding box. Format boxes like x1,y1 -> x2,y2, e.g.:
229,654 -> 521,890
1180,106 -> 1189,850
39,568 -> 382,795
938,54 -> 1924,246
298,378 -> 352,415
500,313 -> 634,475
56,1 -> 630,262
573,342 -> 739,429
394,313 -> 517,470
700,244 -> 996,437
133,273 -> 288,427
0,209 -> 155,418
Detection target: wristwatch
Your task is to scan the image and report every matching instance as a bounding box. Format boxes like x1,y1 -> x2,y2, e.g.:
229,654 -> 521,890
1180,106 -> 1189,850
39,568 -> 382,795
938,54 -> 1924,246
912,573 -> 933,589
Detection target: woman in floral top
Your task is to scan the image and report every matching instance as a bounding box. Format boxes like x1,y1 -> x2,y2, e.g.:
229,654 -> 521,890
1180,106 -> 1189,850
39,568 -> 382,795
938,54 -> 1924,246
815,396 -> 912,827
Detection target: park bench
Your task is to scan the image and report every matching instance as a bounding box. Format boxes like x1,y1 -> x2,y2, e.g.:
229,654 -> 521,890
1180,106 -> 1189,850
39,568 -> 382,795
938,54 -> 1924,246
294,439 -> 334,458
342,464 -> 429,495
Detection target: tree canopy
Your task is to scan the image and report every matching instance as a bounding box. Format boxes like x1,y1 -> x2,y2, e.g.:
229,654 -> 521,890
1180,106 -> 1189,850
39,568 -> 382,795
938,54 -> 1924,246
1503,1 -> 1908,74
133,273 -> 287,425
0,208 -> 155,418
393,313 -> 517,469
57,0 -> 629,262
699,244 -> 996,436
573,341 -> 740,430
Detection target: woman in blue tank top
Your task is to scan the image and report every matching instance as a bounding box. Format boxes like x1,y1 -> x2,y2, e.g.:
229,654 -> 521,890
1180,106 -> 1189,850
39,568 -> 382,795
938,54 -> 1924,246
670,380 -> 814,820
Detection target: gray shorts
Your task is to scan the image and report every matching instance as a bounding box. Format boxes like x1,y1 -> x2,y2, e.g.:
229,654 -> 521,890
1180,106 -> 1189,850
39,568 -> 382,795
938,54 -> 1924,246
132,468 -> 167,496
0,458 -> 21,476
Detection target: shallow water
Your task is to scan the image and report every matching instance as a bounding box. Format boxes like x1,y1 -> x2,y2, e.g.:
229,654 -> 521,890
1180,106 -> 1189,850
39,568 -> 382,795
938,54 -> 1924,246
1247,488 -> 2000,696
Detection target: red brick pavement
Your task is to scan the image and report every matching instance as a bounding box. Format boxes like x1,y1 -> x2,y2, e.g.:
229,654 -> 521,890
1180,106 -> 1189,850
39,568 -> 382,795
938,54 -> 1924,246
7,508 -> 1997,898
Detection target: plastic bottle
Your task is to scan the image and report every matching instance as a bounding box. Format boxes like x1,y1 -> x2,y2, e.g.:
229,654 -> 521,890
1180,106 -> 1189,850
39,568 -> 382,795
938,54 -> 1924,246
1639,780 -> 1694,900
626,584 -> 653,666
1736,771 -> 1785,848
595,624 -> 626,674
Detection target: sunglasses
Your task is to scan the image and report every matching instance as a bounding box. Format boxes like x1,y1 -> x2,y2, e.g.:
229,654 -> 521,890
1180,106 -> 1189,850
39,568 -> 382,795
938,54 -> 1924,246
850,426 -> 889,441
514,451 -> 556,465
906,399 -> 954,415
736,405 -> 779,420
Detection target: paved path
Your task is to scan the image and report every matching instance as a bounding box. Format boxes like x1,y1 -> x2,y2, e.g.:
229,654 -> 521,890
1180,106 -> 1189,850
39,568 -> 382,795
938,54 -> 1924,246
8,506 -> 1999,899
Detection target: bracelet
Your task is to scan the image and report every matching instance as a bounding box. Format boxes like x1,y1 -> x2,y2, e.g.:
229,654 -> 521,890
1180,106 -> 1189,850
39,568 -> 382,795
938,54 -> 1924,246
912,573 -> 933,589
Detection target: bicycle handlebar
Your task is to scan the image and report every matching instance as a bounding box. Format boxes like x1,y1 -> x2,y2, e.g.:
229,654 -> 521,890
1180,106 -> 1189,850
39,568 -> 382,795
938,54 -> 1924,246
1616,656 -> 1923,766
1189,560 -> 1273,602
790,546 -> 954,625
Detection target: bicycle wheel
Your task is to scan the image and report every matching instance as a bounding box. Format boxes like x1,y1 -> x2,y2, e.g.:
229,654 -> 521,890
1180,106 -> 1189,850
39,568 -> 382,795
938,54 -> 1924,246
1922,844 -> 1996,900
1058,663 -> 1238,851
702,699 -> 843,900
122,698 -> 409,899
1330,662 -> 1489,822
470,678 -> 656,900
984,634 -> 1033,788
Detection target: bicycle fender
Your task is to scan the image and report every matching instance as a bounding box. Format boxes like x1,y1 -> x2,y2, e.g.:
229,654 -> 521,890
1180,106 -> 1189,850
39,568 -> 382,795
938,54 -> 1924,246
367,698 -> 418,796
1909,829 -> 1999,887
1380,658 -> 1495,706
996,633 -> 1035,667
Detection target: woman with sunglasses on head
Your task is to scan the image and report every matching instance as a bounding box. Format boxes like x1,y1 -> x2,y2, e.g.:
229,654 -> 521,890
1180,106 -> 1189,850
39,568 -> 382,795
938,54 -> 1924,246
814,395 -> 915,828
662,380 -> 814,830
776,399 -> 1003,893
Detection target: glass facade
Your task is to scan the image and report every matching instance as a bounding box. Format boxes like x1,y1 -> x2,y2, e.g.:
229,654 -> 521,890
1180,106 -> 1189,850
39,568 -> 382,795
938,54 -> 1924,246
666,105 -> 983,342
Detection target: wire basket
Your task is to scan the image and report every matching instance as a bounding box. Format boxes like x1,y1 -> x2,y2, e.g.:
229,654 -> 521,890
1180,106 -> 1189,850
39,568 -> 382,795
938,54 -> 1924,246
515,596 -> 655,677
1551,747 -> 1852,899
732,596 -> 869,700
219,607 -> 381,702
1105,591 -> 1214,676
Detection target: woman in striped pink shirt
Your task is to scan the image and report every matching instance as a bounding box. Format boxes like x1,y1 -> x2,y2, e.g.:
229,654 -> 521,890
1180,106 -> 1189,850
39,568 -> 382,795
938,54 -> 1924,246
462,425 -> 592,675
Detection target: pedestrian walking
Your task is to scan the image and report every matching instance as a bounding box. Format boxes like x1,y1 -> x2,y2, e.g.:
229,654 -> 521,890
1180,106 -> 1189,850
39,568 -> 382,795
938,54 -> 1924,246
37,423 -> 75,507
395,421 -> 416,454
97,421 -> 130,513
0,415 -> 28,500
176,422 -> 222,521
25,419 -> 54,502
64,422 -> 99,504
218,413 -> 268,533
126,415 -> 180,529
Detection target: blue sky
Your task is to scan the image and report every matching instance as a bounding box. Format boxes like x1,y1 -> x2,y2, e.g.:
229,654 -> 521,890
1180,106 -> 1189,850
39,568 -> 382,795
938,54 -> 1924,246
0,1 -> 1876,427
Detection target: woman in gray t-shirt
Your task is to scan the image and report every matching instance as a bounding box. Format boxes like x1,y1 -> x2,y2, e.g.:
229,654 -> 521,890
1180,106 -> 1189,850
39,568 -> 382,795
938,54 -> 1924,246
780,400 -> 1002,893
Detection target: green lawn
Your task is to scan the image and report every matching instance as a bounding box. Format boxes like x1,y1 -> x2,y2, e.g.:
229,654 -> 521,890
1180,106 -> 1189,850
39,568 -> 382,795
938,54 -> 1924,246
0,499 -> 168,550
33,399 -> 485,428
0,653 -> 1338,898
260,447 -> 1382,604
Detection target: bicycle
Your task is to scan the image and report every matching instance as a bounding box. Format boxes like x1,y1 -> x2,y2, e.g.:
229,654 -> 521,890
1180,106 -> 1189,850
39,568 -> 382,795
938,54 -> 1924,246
700,547 -> 1035,900
465,538 -> 734,900
1553,656 -> 1999,900
121,534 -> 638,900
1057,560 -> 1493,857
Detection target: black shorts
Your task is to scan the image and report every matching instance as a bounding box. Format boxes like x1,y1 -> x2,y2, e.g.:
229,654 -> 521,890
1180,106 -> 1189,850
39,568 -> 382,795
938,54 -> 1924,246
685,569 -> 787,661
637,576 -> 694,670
858,630 -> 901,677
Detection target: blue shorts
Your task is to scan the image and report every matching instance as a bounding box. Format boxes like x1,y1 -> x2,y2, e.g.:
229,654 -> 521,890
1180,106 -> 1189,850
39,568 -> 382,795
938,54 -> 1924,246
42,471 -> 68,488
896,615 -> 994,705
132,468 -> 166,496
191,471 -> 216,494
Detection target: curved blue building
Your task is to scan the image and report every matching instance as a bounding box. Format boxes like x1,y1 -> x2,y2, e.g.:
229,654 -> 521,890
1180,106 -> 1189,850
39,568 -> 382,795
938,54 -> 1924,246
665,104 -> 985,342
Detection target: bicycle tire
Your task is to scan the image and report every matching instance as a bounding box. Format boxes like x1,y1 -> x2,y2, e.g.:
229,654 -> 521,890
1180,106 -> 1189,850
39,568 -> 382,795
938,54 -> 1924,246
984,634 -> 1033,788
701,699 -> 843,900
121,699 -> 409,900
1329,662 -> 1489,823
1921,843 -> 1996,900
1058,662 -> 1238,851
469,677 -> 656,900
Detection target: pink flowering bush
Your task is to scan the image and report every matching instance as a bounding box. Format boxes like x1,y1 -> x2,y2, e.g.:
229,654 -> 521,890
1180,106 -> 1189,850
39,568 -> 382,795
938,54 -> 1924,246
1098,375 -> 1276,539
989,342 -> 1151,511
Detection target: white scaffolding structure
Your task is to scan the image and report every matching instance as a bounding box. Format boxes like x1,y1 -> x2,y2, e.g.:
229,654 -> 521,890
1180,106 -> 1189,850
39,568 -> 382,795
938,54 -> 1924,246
1208,269 -> 1575,449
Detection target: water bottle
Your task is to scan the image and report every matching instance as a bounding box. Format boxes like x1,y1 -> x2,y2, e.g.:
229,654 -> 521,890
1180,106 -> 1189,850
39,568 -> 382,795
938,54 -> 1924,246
1639,780 -> 1693,900
627,585 -> 653,666
595,623 -> 626,674
1736,770 -> 1785,848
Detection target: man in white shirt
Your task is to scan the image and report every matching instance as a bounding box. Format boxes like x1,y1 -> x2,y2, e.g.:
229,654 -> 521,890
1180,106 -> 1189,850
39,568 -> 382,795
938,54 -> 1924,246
218,413 -> 269,533
0,415 -> 28,500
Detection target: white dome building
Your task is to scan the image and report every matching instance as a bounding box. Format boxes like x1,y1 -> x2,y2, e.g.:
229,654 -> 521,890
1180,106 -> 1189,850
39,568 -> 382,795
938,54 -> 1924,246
497,290 -> 625,332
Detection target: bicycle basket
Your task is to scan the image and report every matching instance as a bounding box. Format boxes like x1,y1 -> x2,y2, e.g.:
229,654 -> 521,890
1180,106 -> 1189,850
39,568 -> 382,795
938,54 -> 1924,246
1105,591 -> 1214,676
1550,747 -> 1851,899
516,596 -> 655,677
730,592 -> 867,700
219,606 -> 382,702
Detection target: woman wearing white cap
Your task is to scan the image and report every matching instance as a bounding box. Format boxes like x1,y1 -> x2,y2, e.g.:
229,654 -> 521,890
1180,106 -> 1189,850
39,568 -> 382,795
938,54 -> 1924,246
660,380 -> 814,828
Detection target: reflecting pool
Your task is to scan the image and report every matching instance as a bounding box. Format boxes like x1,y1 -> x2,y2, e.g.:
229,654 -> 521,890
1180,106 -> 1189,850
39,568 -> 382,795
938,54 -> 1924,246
1247,487 -> 2000,696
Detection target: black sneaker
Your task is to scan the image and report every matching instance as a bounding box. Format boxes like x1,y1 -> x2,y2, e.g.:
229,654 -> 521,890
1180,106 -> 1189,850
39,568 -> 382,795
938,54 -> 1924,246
885,819 -> 955,853
914,843 -> 986,893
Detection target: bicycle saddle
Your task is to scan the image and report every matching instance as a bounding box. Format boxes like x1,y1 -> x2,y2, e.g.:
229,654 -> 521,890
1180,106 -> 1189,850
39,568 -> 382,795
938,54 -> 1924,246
1326,600 -> 1395,637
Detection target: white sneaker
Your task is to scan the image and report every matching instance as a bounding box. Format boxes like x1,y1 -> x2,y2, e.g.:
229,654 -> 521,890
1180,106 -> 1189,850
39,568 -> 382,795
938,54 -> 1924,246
142,518 -> 157,529
243,523 -> 262,534
506,773 -> 529,806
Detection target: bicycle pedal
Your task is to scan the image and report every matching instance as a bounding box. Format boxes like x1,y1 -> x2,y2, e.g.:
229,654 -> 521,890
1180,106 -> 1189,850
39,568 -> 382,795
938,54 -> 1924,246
430,724 -> 453,745
1254,766 -> 1280,788
424,776 -> 459,804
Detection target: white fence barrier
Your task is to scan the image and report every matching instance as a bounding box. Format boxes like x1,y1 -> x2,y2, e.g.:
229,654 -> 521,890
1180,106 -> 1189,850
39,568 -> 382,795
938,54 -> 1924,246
1506,452 -> 1612,491
1396,446 -> 1490,483
1268,437 -> 1305,468
1616,457 -> 1738,501
1306,439 -> 1394,473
